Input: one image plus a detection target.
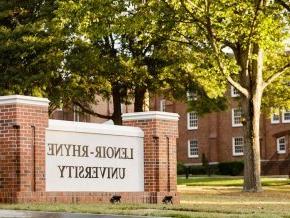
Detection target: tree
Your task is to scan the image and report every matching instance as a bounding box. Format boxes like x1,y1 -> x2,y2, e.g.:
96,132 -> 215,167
0,0 -> 84,115
53,0 -> 179,124
0,0 -> 62,98
155,0 -> 290,192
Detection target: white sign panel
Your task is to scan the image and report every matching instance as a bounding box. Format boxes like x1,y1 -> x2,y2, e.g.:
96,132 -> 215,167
45,120 -> 144,192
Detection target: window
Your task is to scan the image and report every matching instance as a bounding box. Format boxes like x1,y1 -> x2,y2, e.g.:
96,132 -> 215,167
232,137 -> 244,156
160,100 -> 166,112
73,105 -> 80,122
188,140 -> 199,158
187,112 -> 198,130
277,136 -> 286,154
271,112 -> 280,124
231,86 -> 240,97
186,91 -> 197,101
232,108 -> 243,127
121,103 -> 126,114
282,110 -> 290,123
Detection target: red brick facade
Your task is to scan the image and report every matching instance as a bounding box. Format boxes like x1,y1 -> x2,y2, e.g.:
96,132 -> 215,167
151,92 -> 290,175
0,96 -> 179,204
123,113 -> 179,203
0,98 -> 49,202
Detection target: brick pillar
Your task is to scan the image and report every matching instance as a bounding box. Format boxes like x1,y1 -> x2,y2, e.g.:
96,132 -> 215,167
0,95 -> 49,202
122,111 -> 180,204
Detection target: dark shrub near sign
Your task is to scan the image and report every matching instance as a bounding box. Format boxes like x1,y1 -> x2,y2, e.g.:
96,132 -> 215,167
177,163 -> 206,175
177,161 -> 243,176
218,161 -> 244,176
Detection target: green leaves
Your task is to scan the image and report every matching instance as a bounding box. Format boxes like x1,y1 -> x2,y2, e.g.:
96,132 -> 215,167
153,0 -> 290,113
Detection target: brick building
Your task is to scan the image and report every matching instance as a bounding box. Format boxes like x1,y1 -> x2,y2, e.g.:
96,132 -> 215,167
51,96 -> 135,123
49,88 -> 290,175
151,87 -> 290,175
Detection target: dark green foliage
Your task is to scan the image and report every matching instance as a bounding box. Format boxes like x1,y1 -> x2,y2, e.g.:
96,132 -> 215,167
218,161 -> 244,176
177,161 -> 244,176
189,165 -> 206,175
0,0 -> 61,97
177,163 -> 206,176
177,162 -> 187,175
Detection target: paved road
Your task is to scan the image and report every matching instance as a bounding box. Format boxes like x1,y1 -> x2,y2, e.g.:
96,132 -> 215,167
0,210 -> 155,218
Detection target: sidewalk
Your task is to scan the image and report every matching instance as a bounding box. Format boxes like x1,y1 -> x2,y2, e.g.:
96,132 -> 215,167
0,210 -> 155,218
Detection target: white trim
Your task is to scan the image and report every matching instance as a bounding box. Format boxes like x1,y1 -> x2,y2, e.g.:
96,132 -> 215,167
271,113 -> 280,124
122,111 -> 179,121
232,108 -> 243,127
73,105 -> 80,122
0,95 -> 49,107
188,139 -> 199,158
232,137 -> 244,156
184,162 -> 219,166
231,86 -> 240,97
47,119 -> 144,138
277,136 -> 286,154
160,99 -> 166,112
282,110 -> 290,123
186,91 -> 197,101
187,112 -> 198,130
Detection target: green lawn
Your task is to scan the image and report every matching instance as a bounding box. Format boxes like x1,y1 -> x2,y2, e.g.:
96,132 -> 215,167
0,176 -> 290,218
177,176 -> 290,186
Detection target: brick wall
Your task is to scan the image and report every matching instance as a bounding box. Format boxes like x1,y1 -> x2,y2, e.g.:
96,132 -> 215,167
0,96 -> 49,203
0,96 -> 179,204
123,112 -> 180,203
151,92 -> 290,175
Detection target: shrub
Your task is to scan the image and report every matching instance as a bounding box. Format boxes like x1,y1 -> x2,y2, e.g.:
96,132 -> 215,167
218,161 -> 244,176
189,165 -> 206,175
208,164 -> 220,175
177,162 -> 187,175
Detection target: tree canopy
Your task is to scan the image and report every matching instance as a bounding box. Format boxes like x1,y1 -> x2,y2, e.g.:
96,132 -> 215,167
1,0 -> 289,191
151,0 -> 290,191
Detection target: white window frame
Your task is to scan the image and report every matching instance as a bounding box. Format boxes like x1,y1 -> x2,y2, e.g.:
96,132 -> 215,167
187,112 -> 198,130
232,137 -> 244,156
186,91 -> 197,101
282,110 -> 290,123
121,103 -> 126,114
73,105 -> 80,122
271,113 -> 280,124
231,86 -> 240,97
277,136 -> 286,154
188,140 -> 199,158
232,108 -> 243,127
160,99 -> 166,112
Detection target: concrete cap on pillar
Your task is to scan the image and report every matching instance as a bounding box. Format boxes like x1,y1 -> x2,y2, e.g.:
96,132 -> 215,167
0,95 -> 49,107
122,111 -> 179,121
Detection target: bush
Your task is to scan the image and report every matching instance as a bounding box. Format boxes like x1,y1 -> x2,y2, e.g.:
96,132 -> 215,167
177,162 -> 220,176
218,161 -> 244,176
177,162 -> 187,175
208,164 -> 220,175
177,162 -> 207,175
189,165 -> 206,175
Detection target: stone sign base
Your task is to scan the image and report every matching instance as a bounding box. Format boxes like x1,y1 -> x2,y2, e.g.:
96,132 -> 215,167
0,191 -> 179,204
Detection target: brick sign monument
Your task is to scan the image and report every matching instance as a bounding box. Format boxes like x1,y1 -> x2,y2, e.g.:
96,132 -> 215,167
0,95 -> 179,204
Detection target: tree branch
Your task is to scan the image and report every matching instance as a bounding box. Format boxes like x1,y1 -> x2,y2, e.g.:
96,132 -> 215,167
73,101 -> 112,120
226,76 -> 249,96
275,0 -> 290,12
203,0 -> 249,97
263,62 -> 290,89
180,0 -> 207,29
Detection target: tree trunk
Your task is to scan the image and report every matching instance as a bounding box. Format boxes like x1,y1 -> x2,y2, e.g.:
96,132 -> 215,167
242,45 -> 264,192
242,94 -> 262,192
134,87 -> 147,112
112,83 -> 122,125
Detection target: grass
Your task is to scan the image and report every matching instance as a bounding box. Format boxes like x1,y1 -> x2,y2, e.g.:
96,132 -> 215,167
0,176 -> 290,218
177,176 -> 290,187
